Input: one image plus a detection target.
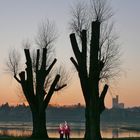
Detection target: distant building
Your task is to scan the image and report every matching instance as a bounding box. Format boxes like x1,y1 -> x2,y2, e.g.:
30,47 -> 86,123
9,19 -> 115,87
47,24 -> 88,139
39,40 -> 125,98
112,95 -> 124,109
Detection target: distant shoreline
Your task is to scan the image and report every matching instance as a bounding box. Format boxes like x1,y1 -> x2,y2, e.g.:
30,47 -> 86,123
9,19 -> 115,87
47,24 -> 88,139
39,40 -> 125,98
120,127 -> 140,132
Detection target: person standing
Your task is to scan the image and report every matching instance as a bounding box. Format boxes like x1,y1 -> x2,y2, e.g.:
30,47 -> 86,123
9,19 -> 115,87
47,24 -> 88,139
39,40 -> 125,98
64,121 -> 70,140
59,124 -> 64,140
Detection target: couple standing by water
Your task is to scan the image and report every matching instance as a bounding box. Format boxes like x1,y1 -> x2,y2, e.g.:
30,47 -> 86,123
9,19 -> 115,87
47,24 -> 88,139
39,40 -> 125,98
59,121 -> 70,140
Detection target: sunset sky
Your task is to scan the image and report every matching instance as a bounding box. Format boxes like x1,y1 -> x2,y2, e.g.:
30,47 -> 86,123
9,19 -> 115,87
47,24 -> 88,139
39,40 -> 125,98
0,0 -> 140,108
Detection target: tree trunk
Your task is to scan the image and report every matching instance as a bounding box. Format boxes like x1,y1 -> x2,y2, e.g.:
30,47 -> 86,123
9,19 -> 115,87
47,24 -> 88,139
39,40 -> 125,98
31,108 -> 48,139
91,109 -> 102,140
84,101 -> 102,140
84,106 -> 90,140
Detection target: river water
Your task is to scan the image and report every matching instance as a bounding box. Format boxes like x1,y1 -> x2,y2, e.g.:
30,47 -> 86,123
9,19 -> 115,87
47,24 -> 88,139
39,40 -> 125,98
0,121 -> 140,138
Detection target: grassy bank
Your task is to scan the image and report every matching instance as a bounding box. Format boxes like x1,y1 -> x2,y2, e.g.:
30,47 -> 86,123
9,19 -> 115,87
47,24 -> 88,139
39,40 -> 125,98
0,137 -> 140,140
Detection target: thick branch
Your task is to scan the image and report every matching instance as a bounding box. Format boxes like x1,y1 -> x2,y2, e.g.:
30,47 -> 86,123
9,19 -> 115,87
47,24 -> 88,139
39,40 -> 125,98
18,71 -> 36,107
43,74 -> 60,109
70,33 -> 81,63
24,49 -> 35,99
55,84 -> 67,91
45,58 -> 57,75
99,59 -> 104,72
81,29 -> 88,77
24,49 -> 32,66
82,30 -> 87,61
14,75 -> 21,83
24,49 -> 33,81
36,49 -> 40,72
99,84 -> 108,113
89,21 -> 100,79
70,57 -> 79,71
41,48 -> 47,70
36,58 -> 57,103
19,71 -> 25,83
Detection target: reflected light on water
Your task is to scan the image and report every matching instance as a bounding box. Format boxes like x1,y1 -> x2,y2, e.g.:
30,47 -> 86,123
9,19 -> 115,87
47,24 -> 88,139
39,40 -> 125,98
0,122 -> 140,138
0,129 -> 31,137
0,128 -> 140,138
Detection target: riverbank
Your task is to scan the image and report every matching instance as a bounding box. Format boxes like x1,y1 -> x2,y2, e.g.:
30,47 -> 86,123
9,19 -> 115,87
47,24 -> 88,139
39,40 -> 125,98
0,137 -> 140,140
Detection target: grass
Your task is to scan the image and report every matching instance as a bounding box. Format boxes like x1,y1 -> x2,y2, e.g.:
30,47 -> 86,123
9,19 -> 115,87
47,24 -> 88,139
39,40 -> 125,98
0,137 -> 140,140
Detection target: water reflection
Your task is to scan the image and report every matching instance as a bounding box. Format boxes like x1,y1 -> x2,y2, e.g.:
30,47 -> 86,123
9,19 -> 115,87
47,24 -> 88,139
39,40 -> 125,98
0,122 -> 140,138
112,128 -> 119,138
0,129 -> 31,137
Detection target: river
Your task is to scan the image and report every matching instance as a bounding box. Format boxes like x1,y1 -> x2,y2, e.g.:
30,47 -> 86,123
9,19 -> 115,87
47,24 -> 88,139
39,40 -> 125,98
0,121 -> 140,138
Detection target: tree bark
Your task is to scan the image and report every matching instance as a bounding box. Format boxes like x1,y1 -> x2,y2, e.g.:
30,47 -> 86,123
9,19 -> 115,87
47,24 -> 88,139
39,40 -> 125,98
89,109 -> 102,140
84,101 -> 102,140
84,106 -> 90,140
31,108 -> 48,139
13,48 -> 66,139
70,21 -> 108,140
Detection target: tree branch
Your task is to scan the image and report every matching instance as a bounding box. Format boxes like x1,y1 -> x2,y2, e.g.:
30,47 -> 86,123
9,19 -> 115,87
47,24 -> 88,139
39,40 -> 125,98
82,30 -> 87,58
14,75 -> 21,83
81,29 -> 88,76
70,57 -> 79,71
70,33 -> 81,63
99,84 -> 108,113
41,48 -> 47,70
89,21 -> 100,79
54,84 -> 67,91
43,74 -> 60,109
36,49 -> 40,72
24,49 -> 35,99
19,71 -> 25,82
99,59 -> 105,72
45,58 -> 57,75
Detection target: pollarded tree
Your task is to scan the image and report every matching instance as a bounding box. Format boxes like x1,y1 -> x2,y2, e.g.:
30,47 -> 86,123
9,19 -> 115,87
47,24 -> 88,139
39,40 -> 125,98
69,0 -> 120,140
6,21 -> 67,139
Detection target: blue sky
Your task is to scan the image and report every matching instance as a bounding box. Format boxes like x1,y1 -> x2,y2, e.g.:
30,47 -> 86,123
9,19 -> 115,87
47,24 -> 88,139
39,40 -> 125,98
0,0 -> 140,107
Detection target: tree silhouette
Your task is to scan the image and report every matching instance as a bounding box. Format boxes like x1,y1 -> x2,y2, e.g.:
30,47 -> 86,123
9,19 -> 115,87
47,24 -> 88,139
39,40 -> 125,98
6,21 -> 67,138
69,0 -> 120,140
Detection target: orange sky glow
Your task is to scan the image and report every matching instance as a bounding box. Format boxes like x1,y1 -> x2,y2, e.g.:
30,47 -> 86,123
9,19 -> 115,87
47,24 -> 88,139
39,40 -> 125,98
0,72 -> 139,108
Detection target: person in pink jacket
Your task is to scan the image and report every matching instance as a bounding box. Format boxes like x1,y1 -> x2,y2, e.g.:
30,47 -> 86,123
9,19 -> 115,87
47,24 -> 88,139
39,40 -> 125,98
64,121 -> 70,140
58,124 -> 64,140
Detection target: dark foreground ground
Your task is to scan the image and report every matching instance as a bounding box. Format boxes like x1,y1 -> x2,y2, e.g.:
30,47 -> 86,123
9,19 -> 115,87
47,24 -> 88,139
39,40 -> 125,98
0,137 -> 140,140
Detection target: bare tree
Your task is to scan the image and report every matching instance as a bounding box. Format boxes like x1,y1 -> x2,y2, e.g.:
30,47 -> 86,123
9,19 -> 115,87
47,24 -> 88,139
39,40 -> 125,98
69,0 -> 121,140
6,49 -> 21,76
6,21 -> 67,139
69,1 -> 90,39
36,20 -> 57,50
90,0 -> 113,22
